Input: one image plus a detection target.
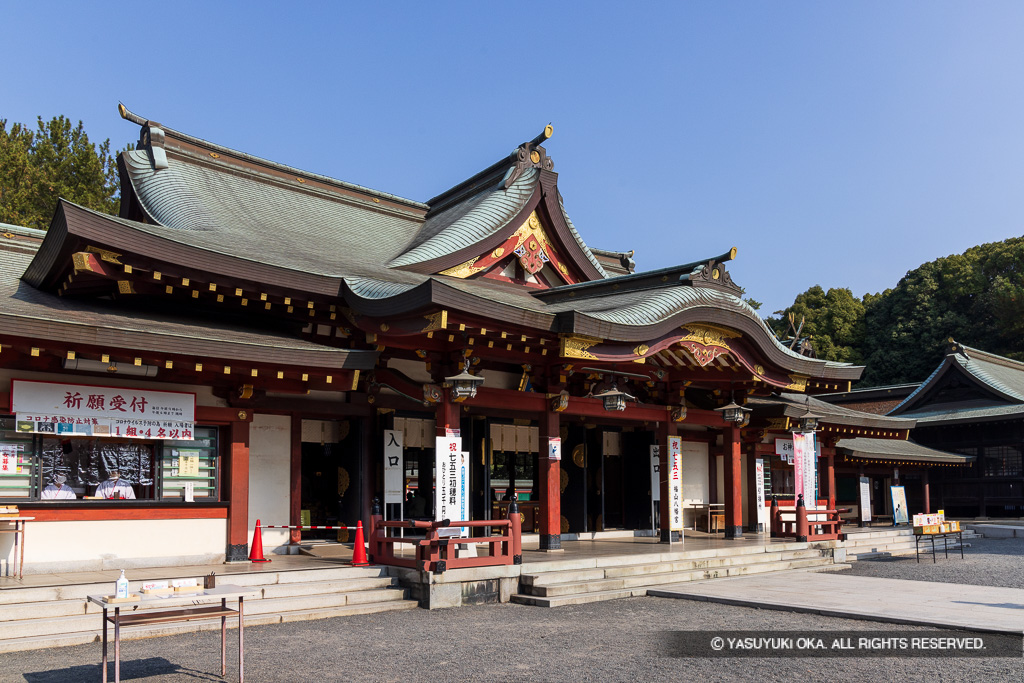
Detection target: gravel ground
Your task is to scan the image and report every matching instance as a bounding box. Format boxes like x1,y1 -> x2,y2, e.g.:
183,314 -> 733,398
842,535 -> 1024,588
4,538 -> 1022,683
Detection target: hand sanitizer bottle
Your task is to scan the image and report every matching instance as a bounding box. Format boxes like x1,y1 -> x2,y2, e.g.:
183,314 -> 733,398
116,569 -> 129,599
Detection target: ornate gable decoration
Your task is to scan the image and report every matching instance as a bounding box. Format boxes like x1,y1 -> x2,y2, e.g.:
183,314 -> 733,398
677,324 -> 740,367
438,211 -> 577,287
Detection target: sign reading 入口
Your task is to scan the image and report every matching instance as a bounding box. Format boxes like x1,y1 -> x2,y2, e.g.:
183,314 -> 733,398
383,429 -> 404,505
12,380 -> 195,440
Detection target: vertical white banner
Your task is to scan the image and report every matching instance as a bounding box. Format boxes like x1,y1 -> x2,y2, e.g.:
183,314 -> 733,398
792,432 -> 805,503
383,429 -> 404,505
755,458 -> 767,530
668,436 -> 683,532
650,445 -> 661,502
434,436 -> 464,537
802,432 -> 818,510
859,476 -> 872,522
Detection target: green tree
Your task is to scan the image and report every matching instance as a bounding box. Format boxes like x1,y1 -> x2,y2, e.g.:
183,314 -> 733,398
0,115 -> 123,230
769,285 -> 867,364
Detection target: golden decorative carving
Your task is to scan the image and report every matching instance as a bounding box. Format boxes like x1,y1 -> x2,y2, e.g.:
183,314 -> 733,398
633,343 -> 650,357
72,252 -> 93,274
439,257 -> 485,279
337,467 -> 350,497
560,515 -> 570,534
422,383 -> 443,405
380,323 -> 390,332
551,390 -> 569,412
117,280 -> 135,294
559,469 -> 569,494
559,263 -> 568,275
767,417 -> 790,431
678,324 -> 741,347
85,246 -> 123,265
785,374 -> 809,392
560,334 -> 602,360
572,444 -> 586,468
237,410 -> 247,420
755,364 -> 765,376
491,247 -> 505,259
421,310 -> 448,332
209,152 -> 220,159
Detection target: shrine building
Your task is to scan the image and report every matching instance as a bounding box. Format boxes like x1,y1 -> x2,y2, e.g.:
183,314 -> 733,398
0,105 -> 913,573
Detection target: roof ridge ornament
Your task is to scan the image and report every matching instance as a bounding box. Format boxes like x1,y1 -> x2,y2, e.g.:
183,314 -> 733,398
503,124 -> 554,189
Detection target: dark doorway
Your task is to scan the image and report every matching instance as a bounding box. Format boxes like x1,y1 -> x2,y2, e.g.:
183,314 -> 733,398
301,420 -> 358,541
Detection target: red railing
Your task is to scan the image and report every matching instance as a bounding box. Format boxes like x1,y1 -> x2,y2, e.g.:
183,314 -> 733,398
770,496 -> 846,542
368,500 -> 522,574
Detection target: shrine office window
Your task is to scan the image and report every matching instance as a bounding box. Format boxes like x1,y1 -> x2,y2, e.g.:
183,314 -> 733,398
0,416 -> 221,503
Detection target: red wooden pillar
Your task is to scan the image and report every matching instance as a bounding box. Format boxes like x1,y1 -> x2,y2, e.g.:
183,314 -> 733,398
539,409 -> 562,550
826,450 -> 836,511
724,426 -> 743,539
657,421 -> 678,543
289,415 -> 302,545
922,468 -> 931,514
227,419 -> 250,561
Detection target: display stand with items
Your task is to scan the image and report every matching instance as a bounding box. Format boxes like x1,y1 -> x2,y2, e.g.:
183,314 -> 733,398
913,511 -> 963,563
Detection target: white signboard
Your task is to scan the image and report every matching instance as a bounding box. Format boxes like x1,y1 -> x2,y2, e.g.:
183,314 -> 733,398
435,436 -> 468,537
755,458 -> 767,530
548,437 -> 561,460
383,430 -> 404,504
0,444 -> 23,474
650,445 -> 661,502
12,379 -> 196,440
775,438 -> 794,463
859,476 -> 872,522
668,436 -> 683,532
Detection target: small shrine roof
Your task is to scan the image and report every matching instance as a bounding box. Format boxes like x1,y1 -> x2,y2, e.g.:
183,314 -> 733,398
747,392 -> 912,430
835,437 -> 973,464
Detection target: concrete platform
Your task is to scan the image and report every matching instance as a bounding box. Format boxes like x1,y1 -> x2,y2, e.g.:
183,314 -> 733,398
649,571 -> 1024,634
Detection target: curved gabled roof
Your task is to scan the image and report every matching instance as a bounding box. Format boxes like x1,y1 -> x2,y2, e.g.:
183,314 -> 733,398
890,342 -> 1024,416
388,169 -> 540,268
836,437 -> 972,464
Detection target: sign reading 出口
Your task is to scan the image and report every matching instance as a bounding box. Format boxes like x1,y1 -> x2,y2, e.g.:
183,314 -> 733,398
11,379 -> 196,440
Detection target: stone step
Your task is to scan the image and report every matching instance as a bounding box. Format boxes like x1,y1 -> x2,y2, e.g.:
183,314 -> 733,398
513,560 -> 841,608
846,538 -> 967,555
0,566 -> 390,606
527,556 -> 834,598
0,576 -> 399,622
0,599 -> 418,654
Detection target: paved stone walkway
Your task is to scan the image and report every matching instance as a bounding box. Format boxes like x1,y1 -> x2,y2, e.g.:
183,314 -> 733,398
649,572 -> 1024,634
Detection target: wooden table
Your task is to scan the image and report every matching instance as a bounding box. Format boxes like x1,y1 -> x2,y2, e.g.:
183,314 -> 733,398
0,516 -> 33,579
87,585 -> 259,683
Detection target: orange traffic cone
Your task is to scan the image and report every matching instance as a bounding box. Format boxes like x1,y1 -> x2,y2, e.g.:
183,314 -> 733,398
351,520 -> 369,566
249,519 -> 271,563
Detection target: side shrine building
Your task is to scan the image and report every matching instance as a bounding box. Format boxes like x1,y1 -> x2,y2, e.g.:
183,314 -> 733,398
1,105 -> 892,573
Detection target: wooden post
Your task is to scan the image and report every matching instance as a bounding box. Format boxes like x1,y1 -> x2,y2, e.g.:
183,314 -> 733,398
289,415 -> 302,546
795,494 -> 809,542
539,409 -> 562,550
724,426 -> 743,539
226,420 -> 250,562
923,469 -> 931,514
770,496 -> 779,537
826,449 -> 836,511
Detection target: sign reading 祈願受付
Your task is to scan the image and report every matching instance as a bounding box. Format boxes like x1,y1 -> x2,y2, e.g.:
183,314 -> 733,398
12,380 -> 195,440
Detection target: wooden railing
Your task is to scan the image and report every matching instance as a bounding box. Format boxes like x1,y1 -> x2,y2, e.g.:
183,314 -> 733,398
368,499 -> 522,574
770,495 -> 846,542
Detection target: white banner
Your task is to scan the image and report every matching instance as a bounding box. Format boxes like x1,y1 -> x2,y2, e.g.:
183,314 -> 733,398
0,444 -> 24,474
859,476 -> 872,522
434,436 -> 467,537
755,458 -> 767,530
383,430 -> 404,505
12,379 -> 195,440
775,438 -> 794,463
650,445 -> 661,502
792,432 -> 818,509
668,436 -> 683,532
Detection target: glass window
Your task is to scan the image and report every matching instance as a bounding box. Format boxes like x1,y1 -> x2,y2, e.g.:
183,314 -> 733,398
0,416 -> 35,499
983,445 -> 1022,477
0,416 -> 220,503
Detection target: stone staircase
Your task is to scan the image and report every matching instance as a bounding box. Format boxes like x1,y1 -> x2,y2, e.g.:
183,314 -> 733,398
841,527 -> 978,561
0,565 -> 417,653
512,541 -> 845,608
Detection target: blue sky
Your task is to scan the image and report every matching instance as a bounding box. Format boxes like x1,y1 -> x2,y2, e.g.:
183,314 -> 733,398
4,2 -> 1023,315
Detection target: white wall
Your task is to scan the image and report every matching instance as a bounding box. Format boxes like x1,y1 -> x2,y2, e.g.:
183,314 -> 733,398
6,518 -> 226,574
680,441 -> 709,530
248,413 -> 291,552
